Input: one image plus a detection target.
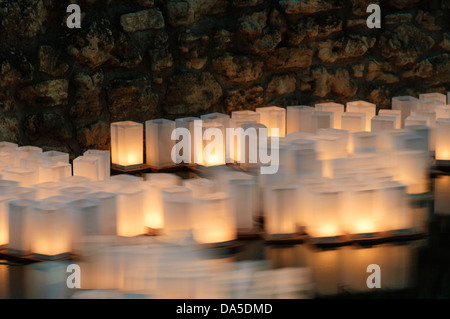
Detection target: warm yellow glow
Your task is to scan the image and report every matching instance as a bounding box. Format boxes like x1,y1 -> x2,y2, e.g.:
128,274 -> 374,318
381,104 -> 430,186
317,224 -> 338,237
32,236 -> 71,257
437,149 -> 450,160
353,221 -> 375,234
111,121 -> 143,167
145,207 -> 164,229
195,226 -> 236,244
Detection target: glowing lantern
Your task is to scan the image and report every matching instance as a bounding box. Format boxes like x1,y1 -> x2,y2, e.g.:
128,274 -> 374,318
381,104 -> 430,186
202,122 -> 226,166
229,119 -> 258,163
30,201 -> 72,260
346,101 -> 376,131
341,112 -> 365,133
306,188 -> 343,239
265,185 -> 298,237
175,117 -> 202,165
39,161 -> 72,183
315,102 -> 344,129
420,92 -> 447,104
87,192 -> 118,235
352,132 -> 377,154
2,167 -> 38,187
406,125 -> 430,152
375,181 -> 411,232
231,110 -> 260,123
111,121 -> 144,170
0,195 -> 11,247
392,96 -> 419,128
8,199 -> 37,255
436,118 -> 450,164
145,119 -> 176,169
192,193 -> 236,244
311,111 -> 333,133
116,187 -> 145,237
73,156 -> 100,181
83,150 -> 110,180
343,187 -> 377,235
255,106 -> 286,137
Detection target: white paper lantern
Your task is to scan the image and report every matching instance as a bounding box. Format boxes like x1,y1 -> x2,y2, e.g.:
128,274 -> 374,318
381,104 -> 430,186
183,178 -> 215,197
395,150 -> 429,194
228,178 -> 258,232
69,199 -> 101,237
346,101 -> 376,131
434,175 -> 450,215
30,201 -> 72,259
0,195 -> 11,247
39,151 -> 70,164
417,99 -> 444,112
116,187 -> 146,237
8,199 -> 37,255
201,113 -> 230,128
111,121 -> 144,169
265,185 -> 298,237
161,195 -> 193,242
315,102 -> 344,129
87,192 -> 118,235
255,106 -> 286,137
145,119 -> 176,169
392,96 -> 419,128
420,92 -> 447,104
202,121 -> 226,166
436,118 -> 450,163
378,109 -> 401,129
175,117 -> 202,165
39,161 -> 72,183
192,193 -> 236,244
231,110 -> 260,123
73,156 -> 100,181
83,150 -> 111,180
35,182 -> 65,200
2,167 -> 38,187
371,115 -> 396,132
435,105 -> 450,119
311,111 -> 333,133
286,106 -> 314,134
341,112 -> 365,133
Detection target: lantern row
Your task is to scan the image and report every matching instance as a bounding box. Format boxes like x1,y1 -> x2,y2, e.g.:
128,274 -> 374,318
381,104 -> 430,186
111,93 -> 450,170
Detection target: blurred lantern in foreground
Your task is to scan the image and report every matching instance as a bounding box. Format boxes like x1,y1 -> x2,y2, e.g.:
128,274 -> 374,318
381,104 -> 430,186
111,121 -> 143,170
311,111 -> 333,133
436,118 -> 450,164
0,195 -> 11,247
379,109 -> 401,129
395,150 -> 429,194
192,193 -> 236,245
39,161 -> 72,183
228,178 -> 258,232
8,199 -> 36,255
87,192 -> 118,235
306,188 -> 343,239
145,119 -> 176,169
30,201 -> 72,260
116,187 -> 145,237
265,185 -> 298,237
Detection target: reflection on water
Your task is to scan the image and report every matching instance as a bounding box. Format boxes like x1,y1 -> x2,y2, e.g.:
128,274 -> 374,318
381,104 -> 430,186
0,239 -> 422,299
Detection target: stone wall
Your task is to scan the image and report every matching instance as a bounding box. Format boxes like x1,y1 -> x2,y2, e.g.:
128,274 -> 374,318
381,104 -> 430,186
0,0 -> 449,157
